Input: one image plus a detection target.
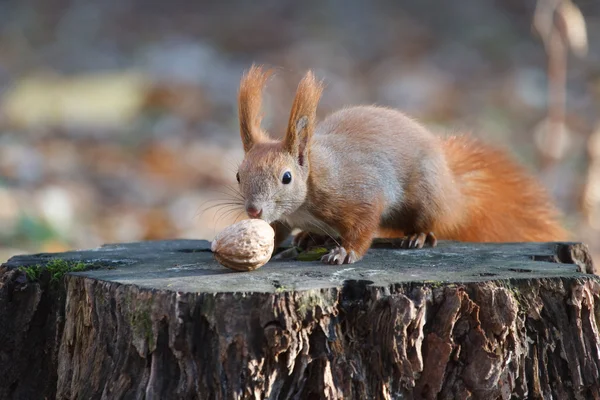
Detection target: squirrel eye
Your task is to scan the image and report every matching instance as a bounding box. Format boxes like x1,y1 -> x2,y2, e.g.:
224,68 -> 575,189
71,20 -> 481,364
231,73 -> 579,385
236,172 -> 240,183
282,171 -> 292,184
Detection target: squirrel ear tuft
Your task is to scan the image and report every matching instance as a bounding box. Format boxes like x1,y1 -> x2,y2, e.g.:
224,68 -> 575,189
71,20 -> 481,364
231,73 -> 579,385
238,64 -> 273,152
284,71 -> 323,164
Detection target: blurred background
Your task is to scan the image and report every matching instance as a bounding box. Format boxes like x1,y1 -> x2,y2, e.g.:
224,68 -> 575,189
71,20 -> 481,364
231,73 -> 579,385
0,0 -> 599,263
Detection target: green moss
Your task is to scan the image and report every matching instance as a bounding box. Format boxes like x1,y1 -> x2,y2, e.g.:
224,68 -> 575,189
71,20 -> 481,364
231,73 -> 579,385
272,279 -> 293,293
125,291 -> 155,350
94,284 -> 107,307
18,259 -> 89,284
130,307 -> 154,349
499,281 -> 527,312
297,291 -> 326,318
422,280 -> 446,289
296,247 -> 329,262
18,265 -> 44,281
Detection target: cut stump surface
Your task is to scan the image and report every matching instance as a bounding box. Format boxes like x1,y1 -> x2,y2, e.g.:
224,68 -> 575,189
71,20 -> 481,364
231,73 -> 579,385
0,240 -> 598,400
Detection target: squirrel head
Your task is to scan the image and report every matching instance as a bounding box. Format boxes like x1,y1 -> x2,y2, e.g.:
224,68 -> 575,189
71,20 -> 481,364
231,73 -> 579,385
235,65 -> 323,223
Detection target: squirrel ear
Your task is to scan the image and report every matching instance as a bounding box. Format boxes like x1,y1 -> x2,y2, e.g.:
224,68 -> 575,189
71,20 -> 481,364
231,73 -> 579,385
284,70 -> 323,165
238,64 -> 273,153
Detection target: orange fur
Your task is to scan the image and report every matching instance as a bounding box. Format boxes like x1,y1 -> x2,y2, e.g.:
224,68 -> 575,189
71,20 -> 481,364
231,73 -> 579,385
436,135 -> 569,242
284,71 -> 324,159
376,136 -> 569,242
326,197 -> 385,258
308,177 -> 386,259
235,65 -> 570,265
238,64 -> 273,152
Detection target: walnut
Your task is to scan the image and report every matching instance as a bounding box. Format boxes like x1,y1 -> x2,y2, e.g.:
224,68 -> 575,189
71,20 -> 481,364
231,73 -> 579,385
211,219 -> 275,271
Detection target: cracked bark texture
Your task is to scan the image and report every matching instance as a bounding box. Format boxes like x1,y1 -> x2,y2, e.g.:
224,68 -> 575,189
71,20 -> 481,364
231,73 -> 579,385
1,240 -> 598,399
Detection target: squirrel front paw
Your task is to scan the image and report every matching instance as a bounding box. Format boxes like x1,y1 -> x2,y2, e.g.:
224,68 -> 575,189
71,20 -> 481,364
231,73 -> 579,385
293,231 -> 337,250
321,246 -> 359,265
400,232 -> 437,249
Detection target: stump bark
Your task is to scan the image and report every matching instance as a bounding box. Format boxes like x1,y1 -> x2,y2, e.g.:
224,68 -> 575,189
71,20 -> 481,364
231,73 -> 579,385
0,239 -> 598,400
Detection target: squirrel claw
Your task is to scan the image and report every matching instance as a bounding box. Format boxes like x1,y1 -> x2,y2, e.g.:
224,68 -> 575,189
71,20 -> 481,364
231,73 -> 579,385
400,232 -> 437,249
321,246 -> 358,265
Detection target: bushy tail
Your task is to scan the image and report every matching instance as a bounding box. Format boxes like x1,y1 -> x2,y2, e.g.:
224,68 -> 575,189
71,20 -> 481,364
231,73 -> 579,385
441,135 -> 569,242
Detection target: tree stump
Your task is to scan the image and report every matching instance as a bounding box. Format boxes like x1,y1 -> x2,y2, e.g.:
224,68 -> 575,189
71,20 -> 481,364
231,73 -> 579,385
0,239 -> 598,400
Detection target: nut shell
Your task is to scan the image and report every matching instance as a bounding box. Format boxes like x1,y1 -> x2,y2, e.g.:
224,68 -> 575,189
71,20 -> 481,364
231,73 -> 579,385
211,219 -> 275,271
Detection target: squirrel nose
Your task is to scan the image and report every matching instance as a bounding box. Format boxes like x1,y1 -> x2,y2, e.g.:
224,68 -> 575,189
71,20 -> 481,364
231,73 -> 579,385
246,206 -> 263,219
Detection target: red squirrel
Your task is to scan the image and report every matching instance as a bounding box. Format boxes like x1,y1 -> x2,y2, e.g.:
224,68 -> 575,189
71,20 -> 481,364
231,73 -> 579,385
234,65 -> 569,265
